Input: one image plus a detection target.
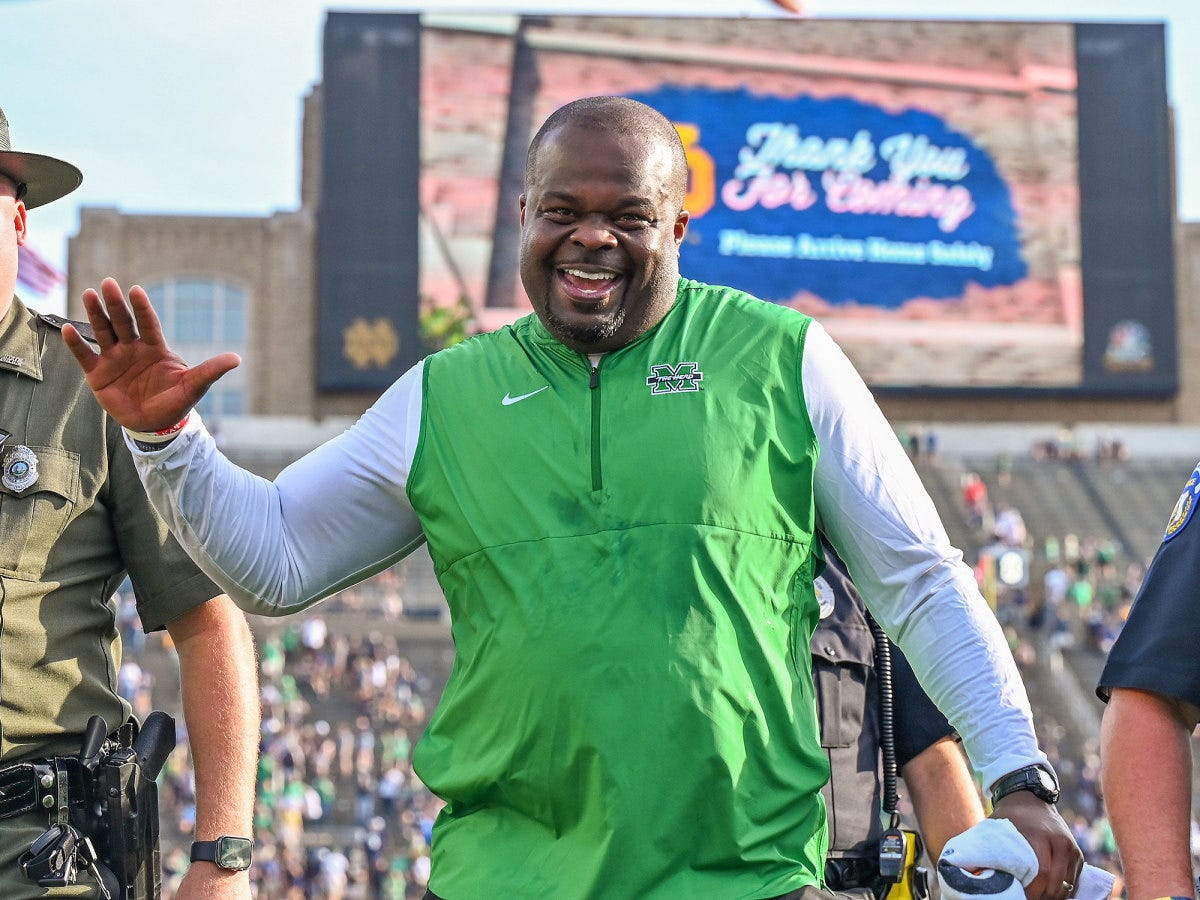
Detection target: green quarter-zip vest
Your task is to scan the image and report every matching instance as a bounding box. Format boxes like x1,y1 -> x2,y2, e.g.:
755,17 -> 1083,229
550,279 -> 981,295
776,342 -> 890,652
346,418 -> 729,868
407,279 -> 826,899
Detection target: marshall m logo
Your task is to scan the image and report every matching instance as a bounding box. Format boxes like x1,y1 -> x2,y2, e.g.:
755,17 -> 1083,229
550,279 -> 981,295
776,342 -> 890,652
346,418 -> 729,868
647,362 -> 704,395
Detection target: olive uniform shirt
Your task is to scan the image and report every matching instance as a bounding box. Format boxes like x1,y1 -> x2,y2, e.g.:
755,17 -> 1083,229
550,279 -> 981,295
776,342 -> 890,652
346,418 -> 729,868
0,296 -> 221,765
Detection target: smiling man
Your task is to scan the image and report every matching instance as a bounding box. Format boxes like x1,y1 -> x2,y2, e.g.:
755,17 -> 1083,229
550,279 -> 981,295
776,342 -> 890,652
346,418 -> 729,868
66,96 -> 1079,900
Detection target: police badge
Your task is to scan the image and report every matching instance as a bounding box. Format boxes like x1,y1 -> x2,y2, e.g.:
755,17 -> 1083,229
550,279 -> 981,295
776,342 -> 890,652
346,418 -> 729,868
2,444 -> 39,493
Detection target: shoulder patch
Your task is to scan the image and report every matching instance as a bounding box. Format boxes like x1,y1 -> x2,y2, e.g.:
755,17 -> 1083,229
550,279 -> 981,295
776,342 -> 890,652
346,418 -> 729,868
1163,461 -> 1200,542
37,313 -> 97,344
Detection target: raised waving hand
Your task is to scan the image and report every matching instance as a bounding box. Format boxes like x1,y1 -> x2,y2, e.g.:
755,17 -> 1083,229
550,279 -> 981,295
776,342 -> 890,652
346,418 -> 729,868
63,277 -> 241,432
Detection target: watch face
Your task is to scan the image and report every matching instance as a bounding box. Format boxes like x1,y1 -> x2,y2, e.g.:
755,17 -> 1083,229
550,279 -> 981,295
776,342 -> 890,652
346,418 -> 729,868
1035,767 -> 1061,799
216,837 -> 253,870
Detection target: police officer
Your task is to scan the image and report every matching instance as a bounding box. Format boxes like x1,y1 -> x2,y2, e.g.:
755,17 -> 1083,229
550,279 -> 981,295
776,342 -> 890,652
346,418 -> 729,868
814,537 -> 985,897
1098,460 -> 1200,900
0,106 -> 259,899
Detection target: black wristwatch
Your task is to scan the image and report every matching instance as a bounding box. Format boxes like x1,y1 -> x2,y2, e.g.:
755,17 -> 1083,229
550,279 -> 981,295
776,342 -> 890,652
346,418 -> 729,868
990,764 -> 1060,805
190,836 -> 253,871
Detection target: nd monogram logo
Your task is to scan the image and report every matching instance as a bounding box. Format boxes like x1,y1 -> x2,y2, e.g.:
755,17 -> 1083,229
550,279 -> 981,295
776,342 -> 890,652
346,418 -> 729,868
647,361 -> 704,394
343,317 -> 400,370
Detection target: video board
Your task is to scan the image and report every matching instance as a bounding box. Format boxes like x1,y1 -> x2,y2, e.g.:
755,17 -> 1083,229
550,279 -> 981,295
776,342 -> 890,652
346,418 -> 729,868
408,15 -> 1176,396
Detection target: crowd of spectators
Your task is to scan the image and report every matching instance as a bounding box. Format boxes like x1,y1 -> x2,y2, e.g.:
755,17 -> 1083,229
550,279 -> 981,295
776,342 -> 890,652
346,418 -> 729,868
118,565 -> 450,899
948,455 -> 1171,893
1029,427 -> 1131,465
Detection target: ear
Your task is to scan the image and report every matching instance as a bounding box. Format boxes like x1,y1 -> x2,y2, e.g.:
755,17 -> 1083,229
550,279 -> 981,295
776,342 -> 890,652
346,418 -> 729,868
673,209 -> 689,247
519,193 -> 528,226
12,200 -> 26,247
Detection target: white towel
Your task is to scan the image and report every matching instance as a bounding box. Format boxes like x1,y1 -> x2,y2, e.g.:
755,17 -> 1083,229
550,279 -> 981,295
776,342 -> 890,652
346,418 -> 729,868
937,818 -> 1116,900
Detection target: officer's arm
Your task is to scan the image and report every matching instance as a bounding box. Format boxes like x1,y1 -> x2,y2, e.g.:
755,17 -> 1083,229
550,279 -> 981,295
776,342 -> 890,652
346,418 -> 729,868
1101,687 -> 1200,900
902,737 -> 984,861
166,595 -> 259,900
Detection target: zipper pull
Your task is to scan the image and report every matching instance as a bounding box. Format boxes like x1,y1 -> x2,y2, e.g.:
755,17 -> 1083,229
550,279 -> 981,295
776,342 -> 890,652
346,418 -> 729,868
589,365 -> 599,389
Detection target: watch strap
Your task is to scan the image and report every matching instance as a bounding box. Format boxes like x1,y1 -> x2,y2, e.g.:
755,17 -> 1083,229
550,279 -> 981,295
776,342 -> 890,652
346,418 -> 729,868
190,836 -> 253,871
190,840 -> 219,864
991,763 -> 1060,804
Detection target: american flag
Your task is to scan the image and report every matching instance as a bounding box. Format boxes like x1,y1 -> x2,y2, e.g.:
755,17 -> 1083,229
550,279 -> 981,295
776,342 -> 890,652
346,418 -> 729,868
17,242 -> 66,296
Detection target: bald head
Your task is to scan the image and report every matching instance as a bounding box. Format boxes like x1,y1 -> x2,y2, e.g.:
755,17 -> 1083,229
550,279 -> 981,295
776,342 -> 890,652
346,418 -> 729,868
525,96 -> 688,205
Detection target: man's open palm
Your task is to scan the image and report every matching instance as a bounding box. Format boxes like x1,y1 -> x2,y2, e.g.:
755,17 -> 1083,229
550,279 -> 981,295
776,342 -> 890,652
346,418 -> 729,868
64,277 -> 240,432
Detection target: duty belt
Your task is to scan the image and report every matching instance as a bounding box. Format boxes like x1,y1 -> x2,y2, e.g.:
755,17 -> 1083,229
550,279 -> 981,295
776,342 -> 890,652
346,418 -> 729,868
0,759 -> 85,821
0,721 -> 135,821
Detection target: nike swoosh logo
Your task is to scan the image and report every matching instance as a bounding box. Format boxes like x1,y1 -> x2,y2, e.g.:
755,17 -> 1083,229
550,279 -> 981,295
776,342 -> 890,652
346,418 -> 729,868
501,386 -> 550,406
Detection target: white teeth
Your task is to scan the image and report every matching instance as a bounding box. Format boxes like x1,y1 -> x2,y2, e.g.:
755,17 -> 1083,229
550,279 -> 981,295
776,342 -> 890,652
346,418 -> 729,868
564,269 -> 611,280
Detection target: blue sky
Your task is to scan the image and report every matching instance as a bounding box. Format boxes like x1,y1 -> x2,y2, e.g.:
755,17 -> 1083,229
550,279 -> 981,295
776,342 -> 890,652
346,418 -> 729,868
1,0 -> 1194,312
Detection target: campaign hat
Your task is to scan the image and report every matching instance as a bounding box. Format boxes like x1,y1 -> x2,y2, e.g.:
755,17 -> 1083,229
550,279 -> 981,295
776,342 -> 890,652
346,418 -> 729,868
0,106 -> 82,209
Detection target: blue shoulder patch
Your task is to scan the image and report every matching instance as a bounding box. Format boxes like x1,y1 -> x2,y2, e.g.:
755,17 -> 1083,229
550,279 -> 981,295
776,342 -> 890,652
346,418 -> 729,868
1163,461 -> 1200,542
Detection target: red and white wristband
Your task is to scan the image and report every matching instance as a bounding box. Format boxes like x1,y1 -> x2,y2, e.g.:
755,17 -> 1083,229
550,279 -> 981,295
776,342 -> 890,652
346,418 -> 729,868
126,414 -> 191,453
